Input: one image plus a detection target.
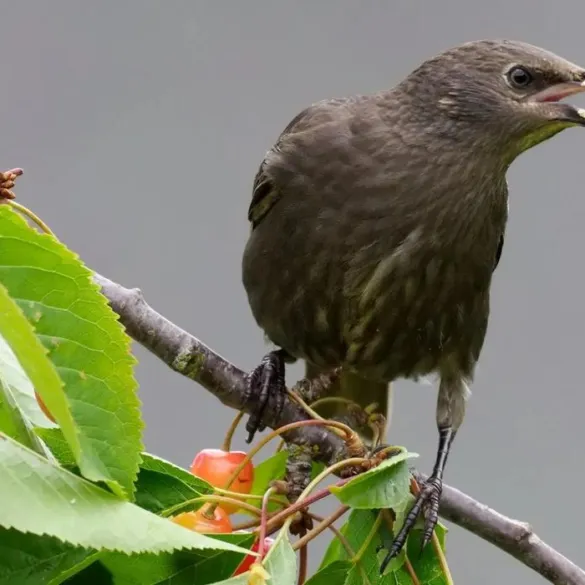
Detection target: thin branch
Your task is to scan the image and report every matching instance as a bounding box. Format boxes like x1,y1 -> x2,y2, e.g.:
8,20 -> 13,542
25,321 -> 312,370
425,474 -> 585,585
94,273 -> 348,467
95,273 -> 585,585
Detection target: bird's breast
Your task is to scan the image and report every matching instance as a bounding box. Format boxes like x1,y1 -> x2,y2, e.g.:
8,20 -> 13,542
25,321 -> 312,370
341,224 -> 497,381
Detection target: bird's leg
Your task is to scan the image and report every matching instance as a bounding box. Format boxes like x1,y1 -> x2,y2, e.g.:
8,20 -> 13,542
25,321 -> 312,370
380,375 -> 467,572
243,348 -> 290,443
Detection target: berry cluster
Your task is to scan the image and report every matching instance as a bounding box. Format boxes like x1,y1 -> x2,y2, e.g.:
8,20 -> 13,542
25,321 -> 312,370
173,448 -> 272,575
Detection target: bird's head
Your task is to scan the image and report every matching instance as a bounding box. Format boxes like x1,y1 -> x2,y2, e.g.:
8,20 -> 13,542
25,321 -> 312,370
402,40 -> 585,161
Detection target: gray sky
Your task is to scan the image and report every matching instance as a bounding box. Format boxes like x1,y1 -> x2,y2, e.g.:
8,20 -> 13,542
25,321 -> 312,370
3,2 -> 585,582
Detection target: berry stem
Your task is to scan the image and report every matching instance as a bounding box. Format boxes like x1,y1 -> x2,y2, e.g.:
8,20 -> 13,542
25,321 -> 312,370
231,517 -> 261,531
308,396 -> 361,410
258,487 -> 276,558
297,542 -> 308,585
222,411 -> 245,452
214,487 -> 286,508
222,419 -> 359,493
308,512 -> 356,558
352,511 -> 383,563
162,494 -> 261,518
292,505 -> 349,551
7,200 -> 54,236
269,457 -> 366,535
404,558 -> 422,585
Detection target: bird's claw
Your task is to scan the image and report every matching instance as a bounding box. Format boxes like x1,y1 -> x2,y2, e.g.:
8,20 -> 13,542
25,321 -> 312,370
0,168 -> 23,202
379,475 -> 443,573
244,349 -> 287,443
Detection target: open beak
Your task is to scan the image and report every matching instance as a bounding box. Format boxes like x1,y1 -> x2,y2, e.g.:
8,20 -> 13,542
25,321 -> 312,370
529,79 -> 585,125
530,79 -> 585,103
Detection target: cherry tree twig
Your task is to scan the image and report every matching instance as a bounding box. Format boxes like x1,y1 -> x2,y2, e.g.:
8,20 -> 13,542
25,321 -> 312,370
95,273 -> 585,585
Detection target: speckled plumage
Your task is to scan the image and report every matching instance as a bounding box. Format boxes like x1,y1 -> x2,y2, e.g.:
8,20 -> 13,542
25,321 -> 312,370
242,39 -> 585,562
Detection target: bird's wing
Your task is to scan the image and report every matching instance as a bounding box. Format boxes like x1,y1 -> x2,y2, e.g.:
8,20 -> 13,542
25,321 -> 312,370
248,98 -> 353,229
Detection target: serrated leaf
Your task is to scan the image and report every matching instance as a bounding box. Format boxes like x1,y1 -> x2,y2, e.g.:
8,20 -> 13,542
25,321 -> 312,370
0,528 -> 94,585
30,441 -> 214,515
304,560 -> 352,585
0,334 -> 55,428
0,434 -> 248,556
135,469 -> 212,515
0,373 -> 47,454
0,207 -> 143,498
134,453 -> 213,514
331,450 -> 417,509
140,453 -> 213,494
0,280 -> 78,455
101,533 -> 254,585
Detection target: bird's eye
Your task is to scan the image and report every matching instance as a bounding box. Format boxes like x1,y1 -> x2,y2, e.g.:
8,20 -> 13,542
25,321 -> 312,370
507,66 -> 534,89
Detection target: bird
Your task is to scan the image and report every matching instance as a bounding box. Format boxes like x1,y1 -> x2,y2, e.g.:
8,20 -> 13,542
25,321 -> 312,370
240,39 -> 585,567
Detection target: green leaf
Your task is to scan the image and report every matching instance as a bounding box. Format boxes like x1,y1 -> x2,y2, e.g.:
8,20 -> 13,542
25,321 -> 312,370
330,450 -> 417,509
344,512 -> 387,585
209,530 -> 297,585
101,533 -> 254,585
134,453 -> 213,514
30,441 -> 215,515
35,427 -> 77,468
263,530 -> 297,585
61,560 -> 113,584
319,509 -> 376,569
0,372 -> 47,454
0,528 -> 94,585
0,206 -> 143,498
249,451 -> 288,497
134,469 -> 212,515
405,525 -> 448,585
51,552 -> 102,584
382,567 -> 414,585
0,434 -> 248,556
247,451 -> 288,512
0,334 -> 55,428
0,279 -> 78,454
139,453 -> 213,493
304,560 -> 352,585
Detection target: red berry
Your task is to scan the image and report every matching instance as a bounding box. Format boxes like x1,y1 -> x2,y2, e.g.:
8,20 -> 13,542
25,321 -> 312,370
35,390 -> 55,423
234,538 -> 274,575
171,505 -> 232,533
190,449 -> 254,514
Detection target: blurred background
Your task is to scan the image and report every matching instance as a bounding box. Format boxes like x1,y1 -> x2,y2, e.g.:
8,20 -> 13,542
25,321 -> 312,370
3,2 -> 585,582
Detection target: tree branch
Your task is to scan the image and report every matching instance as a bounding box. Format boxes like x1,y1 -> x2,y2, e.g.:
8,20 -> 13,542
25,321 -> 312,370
94,274 -> 348,466
95,273 -> 585,585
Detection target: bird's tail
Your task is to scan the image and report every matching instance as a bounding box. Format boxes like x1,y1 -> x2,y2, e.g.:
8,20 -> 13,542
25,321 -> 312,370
304,362 -> 391,441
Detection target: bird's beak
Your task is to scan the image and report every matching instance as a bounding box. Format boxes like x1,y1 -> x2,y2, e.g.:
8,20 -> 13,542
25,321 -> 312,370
530,79 -> 585,103
528,79 -> 585,125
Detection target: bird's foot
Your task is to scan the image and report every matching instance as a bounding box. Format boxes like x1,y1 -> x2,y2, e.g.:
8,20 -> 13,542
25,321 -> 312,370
379,474 -> 443,573
243,349 -> 288,443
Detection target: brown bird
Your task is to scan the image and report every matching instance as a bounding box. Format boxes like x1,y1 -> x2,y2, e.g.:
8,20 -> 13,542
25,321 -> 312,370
241,40 -> 585,566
